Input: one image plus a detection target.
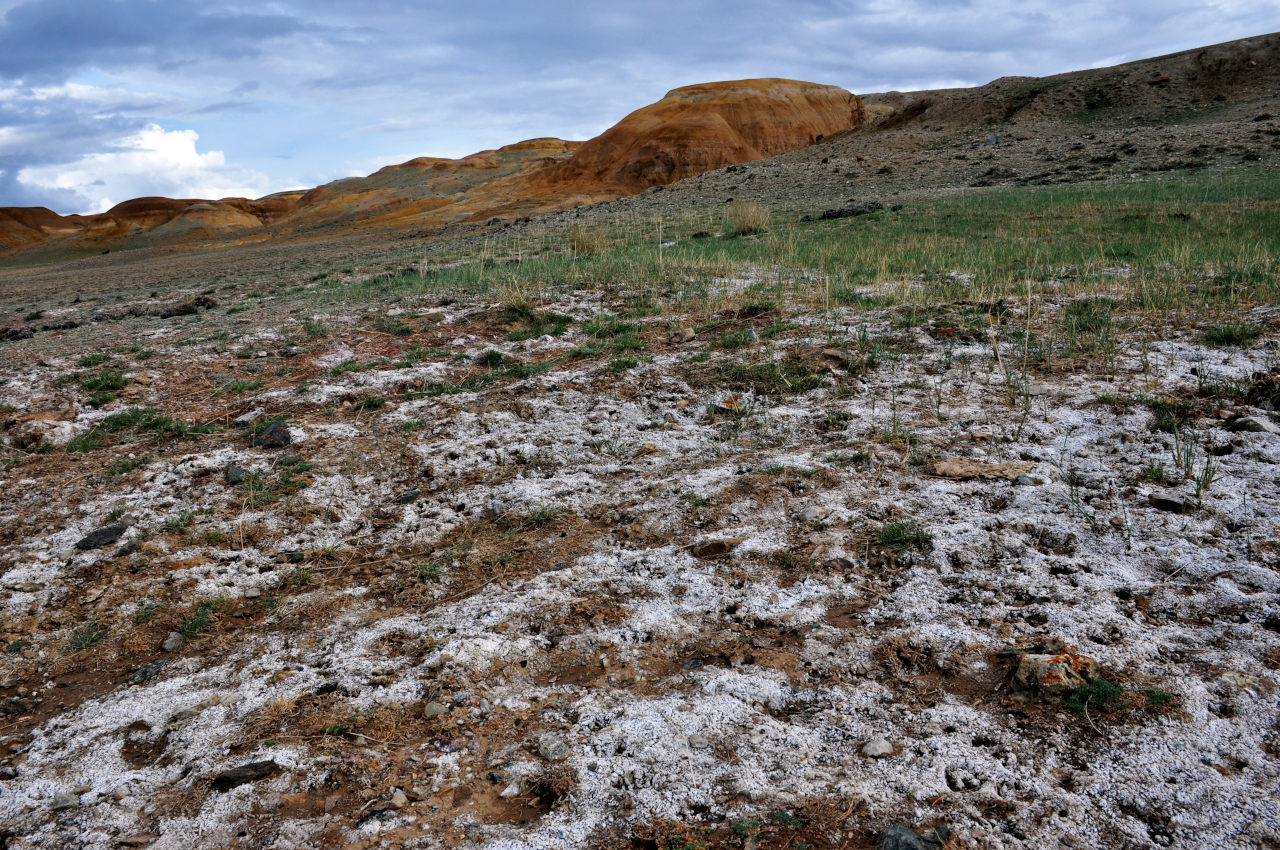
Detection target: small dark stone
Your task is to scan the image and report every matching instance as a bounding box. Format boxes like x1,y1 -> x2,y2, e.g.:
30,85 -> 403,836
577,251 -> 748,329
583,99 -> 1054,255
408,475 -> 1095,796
210,760 -> 280,791
75,522 -> 127,550
129,658 -> 169,684
818,200 -> 884,220
397,488 -> 422,504
2,327 -> 34,341
286,551 -> 305,564
251,421 -> 291,448
876,824 -> 951,850
224,465 -> 246,486
682,658 -> 705,671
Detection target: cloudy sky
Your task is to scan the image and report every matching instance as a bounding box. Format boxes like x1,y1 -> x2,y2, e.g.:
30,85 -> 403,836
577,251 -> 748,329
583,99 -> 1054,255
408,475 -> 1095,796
0,1 -> 1275,214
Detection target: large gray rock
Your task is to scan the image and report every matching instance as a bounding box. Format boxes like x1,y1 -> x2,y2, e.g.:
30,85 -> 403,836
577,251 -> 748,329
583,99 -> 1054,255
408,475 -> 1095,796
75,522 -> 127,550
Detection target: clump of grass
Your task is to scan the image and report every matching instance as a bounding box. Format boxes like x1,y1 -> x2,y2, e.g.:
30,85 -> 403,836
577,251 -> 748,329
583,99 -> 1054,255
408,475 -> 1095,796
875,519 -> 932,552
178,599 -> 227,643
717,329 -> 756,350
69,618 -> 108,651
353,395 -> 387,411
80,369 -> 129,393
709,358 -> 827,396
1064,678 -> 1127,714
478,349 -> 505,368
568,225 -> 607,257
134,602 -> 163,624
302,318 -> 329,338
727,200 -> 770,235
1199,322 -> 1263,347
608,356 -> 638,372
163,509 -> 196,533
500,303 -> 572,341
217,379 -> 263,395
69,408 -> 216,452
1136,461 -> 1174,485
526,506 -> 560,527
78,353 -> 111,367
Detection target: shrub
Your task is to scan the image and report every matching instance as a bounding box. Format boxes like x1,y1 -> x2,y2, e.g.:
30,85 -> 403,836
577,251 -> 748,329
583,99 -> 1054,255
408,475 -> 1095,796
727,200 -> 770,235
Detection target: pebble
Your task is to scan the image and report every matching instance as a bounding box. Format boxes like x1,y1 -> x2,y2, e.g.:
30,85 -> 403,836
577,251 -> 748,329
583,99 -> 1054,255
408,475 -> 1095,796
50,791 -> 79,811
250,421 -> 291,448
422,701 -> 449,718
537,733 -> 570,762
389,788 -> 408,809
500,783 -> 520,798
162,632 -> 184,652
244,587 -> 262,599
863,736 -> 894,758
688,733 -> 711,749
224,465 -> 246,486
876,824 -> 952,850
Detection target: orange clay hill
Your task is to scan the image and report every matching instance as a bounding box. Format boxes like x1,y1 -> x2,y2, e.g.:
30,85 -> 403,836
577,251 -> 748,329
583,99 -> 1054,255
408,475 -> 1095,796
0,79 -> 865,258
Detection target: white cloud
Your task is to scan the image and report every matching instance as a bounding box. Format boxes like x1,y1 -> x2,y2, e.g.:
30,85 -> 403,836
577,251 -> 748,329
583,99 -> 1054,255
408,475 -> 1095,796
16,124 -> 271,213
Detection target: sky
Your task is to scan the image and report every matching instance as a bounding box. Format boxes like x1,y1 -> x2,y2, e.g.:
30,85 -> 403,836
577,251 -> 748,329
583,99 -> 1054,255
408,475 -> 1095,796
0,1 -> 1276,215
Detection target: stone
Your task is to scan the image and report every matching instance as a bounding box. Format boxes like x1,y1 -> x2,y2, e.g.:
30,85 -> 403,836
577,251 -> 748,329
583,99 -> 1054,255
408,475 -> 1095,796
688,733 -> 711,749
224,465 -> 246,486
862,736 -> 894,758
50,791 -> 79,810
1230,414 -> 1280,435
933,458 -> 1034,481
231,409 -> 262,429
74,522 -> 127,550
250,420 -> 291,448
162,632 -> 184,652
129,658 -> 168,684
668,328 -> 696,343
1013,643 -> 1100,698
500,783 -> 520,798
798,505 -> 830,523
818,200 -> 884,220
690,538 -> 743,559
537,733 -> 570,762
876,824 -> 952,850
389,788 -> 408,809
210,760 -> 280,791
1149,492 -> 1191,514
397,488 -> 422,504
422,701 -> 449,718
244,587 -> 262,599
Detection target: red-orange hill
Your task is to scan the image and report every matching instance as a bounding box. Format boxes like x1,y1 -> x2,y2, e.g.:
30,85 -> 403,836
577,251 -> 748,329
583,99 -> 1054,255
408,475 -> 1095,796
0,78 -> 865,256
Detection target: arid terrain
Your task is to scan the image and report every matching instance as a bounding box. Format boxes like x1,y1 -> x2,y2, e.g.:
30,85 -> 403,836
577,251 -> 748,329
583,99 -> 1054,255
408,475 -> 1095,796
1,33 -> 1279,850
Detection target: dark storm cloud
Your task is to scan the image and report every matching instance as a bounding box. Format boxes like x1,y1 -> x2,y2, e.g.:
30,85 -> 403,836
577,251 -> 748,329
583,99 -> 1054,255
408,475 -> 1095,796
0,0 -> 305,81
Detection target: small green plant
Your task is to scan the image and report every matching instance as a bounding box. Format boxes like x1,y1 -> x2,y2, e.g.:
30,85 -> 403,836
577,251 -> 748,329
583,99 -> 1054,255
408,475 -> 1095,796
1137,461 -> 1173,485
875,520 -> 932,552
1146,687 -> 1175,710
825,450 -> 870,467
608,356 -> 639,372
80,369 -> 129,393
134,602 -> 163,624
134,348 -> 155,360
287,566 -> 313,588
354,395 -> 387,411
1199,322 -> 1263,347
768,809 -> 805,829
86,391 -> 118,408
107,506 -> 127,522
302,318 -> 330,338
78,353 -> 111,367
163,509 -> 196,533
6,638 -> 29,654
717,329 -> 756,351
478,349 -> 506,368
732,819 -> 760,837
69,618 -> 108,651
527,506 -> 560,527
201,530 -> 229,545
1064,678 -> 1127,715
217,379 -> 263,395
178,599 -> 227,642
107,454 -> 151,476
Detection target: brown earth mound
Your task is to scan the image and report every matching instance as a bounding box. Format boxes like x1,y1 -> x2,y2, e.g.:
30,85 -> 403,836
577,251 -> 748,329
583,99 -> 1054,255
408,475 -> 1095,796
0,79 -> 864,258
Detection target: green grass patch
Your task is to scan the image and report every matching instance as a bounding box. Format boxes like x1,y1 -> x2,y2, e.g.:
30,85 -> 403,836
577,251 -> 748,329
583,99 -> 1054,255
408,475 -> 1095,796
875,520 -> 933,552
1199,322 -> 1263,347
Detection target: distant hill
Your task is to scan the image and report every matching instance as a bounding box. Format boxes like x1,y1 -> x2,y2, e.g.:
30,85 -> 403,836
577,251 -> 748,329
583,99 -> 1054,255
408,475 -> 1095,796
0,79 -> 864,258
